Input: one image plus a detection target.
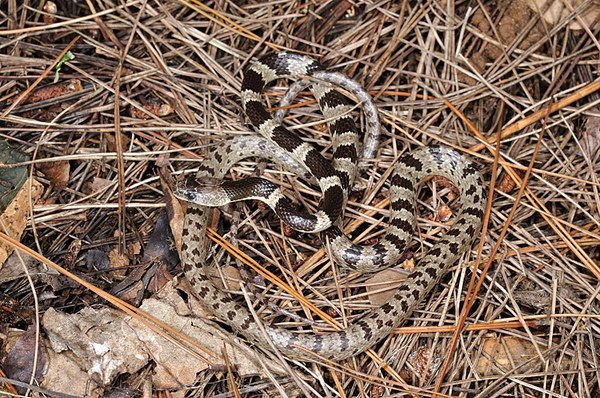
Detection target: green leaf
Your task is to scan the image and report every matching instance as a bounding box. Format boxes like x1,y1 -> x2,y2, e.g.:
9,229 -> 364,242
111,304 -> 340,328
54,51 -> 75,83
0,140 -> 29,211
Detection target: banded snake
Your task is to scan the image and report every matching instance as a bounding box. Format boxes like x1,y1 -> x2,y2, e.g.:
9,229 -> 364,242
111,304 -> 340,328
176,52 -> 486,360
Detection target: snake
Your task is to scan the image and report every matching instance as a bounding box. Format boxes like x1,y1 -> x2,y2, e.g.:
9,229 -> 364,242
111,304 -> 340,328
178,52 -> 486,361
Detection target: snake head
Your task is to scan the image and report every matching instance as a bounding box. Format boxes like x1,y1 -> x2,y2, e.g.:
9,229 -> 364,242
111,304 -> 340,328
173,176 -> 230,207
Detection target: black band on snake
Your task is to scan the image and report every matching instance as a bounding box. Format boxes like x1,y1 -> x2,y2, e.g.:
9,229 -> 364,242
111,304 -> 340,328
177,52 -> 485,360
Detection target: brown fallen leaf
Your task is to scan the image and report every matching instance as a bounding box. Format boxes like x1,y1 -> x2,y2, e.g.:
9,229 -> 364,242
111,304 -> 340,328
366,268 -> 409,306
10,79 -> 82,106
43,306 -> 150,387
108,247 -> 129,279
41,283 -> 266,392
130,99 -> 174,119
157,155 -> 185,256
111,212 -> 179,304
105,133 -> 131,153
42,348 -> 97,397
476,334 -> 539,376
86,248 -> 110,272
471,1 -> 544,62
525,0 -> 600,30
205,265 -> 242,290
3,325 -> 47,394
63,238 -> 81,268
84,177 -> 113,195
436,205 -> 453,223
128,241 -> 142,256
497,170 -> 525,194
580,106 -> 600,156
0,178 -> 43,264
38,160 -> 70,190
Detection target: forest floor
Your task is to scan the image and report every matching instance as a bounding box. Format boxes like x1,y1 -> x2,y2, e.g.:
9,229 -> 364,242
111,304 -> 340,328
0,1 -> 599,397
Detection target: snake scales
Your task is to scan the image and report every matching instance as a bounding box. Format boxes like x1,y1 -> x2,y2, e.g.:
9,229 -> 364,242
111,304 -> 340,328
178,52 -> 486,361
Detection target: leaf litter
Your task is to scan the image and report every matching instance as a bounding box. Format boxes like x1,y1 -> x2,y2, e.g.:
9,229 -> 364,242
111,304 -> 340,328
0,0 -> 598,397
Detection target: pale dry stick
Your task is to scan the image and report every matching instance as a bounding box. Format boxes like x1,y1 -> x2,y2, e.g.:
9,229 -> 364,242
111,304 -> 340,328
0,231 -> 218,365
113,66 -> 127,254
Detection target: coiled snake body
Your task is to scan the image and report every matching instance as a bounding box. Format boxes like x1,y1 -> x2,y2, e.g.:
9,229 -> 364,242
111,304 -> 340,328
178,52 -> 485,361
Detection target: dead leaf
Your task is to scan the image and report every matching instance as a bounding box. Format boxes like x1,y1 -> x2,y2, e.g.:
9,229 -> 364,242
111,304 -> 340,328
0,251 -> 53,285
9,79 -> 82,106
108,247 -> 129,278
157,156 -> 185,255
436,205 -> 453,223
0,178 -> 43,264
105,133 -> 131,153
497,170 -> 524,194
64,238 -> 81,268
525,0 -> 600,30
41,282 -> 266,392
84,177 -> 113,195
128,241 -> 142,256
43,348 -> 98,396
142,211 -> 178,272
471,1 -> 544,61
38,160 -> 70,190
205,265 -> 242,290
86,248 -> 110,272
476,334 -> 538,376
131,100 -> 174,119
3,325 -> 47,393
43,306 -> 150,387
580,107 -> 600,156
366,268 -> 408,306
111,212 -> 178,304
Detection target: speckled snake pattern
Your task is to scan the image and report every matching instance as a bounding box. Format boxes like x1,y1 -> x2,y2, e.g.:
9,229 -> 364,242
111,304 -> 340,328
179,52 -> 486,360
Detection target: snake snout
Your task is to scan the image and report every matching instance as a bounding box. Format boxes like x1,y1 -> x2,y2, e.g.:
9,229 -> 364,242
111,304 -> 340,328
174,177 -> 230,206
